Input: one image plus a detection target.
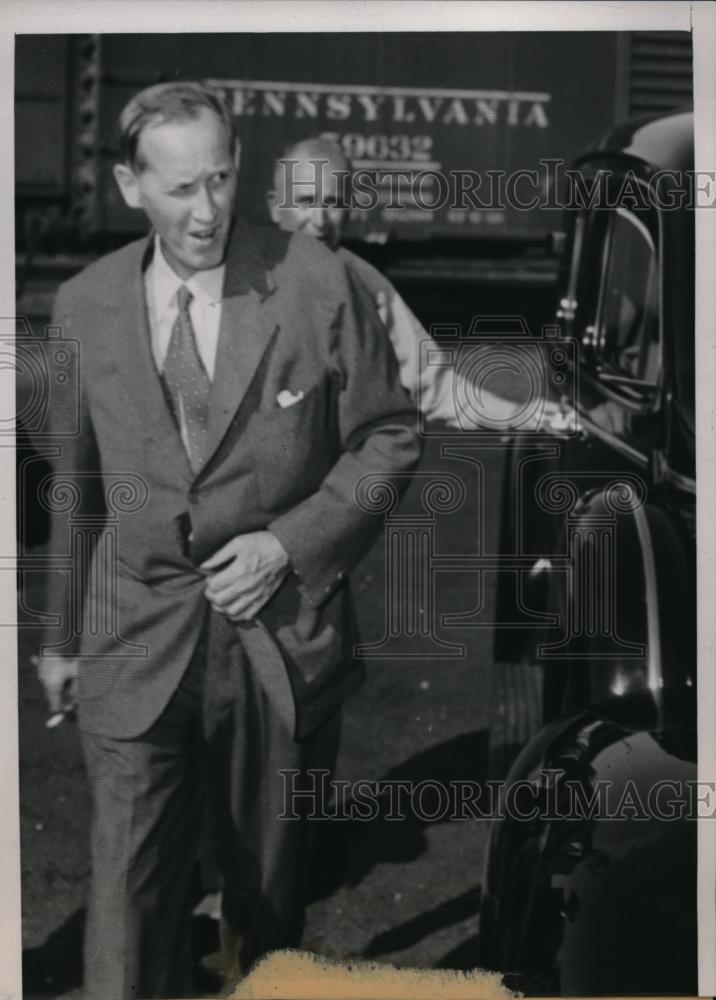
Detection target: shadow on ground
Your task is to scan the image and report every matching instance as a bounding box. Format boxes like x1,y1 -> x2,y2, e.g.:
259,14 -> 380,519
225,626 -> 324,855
304,727 -> 490,970
308,727 -> 489,903
363,886 -> 482,962
22,909 -> 85,997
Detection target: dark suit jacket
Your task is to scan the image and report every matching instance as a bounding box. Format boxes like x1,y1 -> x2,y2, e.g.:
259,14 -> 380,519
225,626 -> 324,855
42,219 -> 420,740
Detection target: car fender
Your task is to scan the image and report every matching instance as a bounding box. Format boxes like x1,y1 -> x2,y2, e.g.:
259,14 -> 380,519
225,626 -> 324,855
547,488 -> 695,729
479,709 -> 697,994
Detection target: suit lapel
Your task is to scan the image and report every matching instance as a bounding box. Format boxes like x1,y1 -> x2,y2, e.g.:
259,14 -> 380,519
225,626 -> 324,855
202,223 -> 279,469
98,223 -> 280,481
103,236 -> 193,479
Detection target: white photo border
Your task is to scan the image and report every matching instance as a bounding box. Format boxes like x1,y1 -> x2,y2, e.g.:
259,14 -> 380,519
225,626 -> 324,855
2,3 -> 712,998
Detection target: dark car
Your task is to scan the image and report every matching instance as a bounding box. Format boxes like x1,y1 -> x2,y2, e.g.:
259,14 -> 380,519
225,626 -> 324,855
479,109 -> 697,995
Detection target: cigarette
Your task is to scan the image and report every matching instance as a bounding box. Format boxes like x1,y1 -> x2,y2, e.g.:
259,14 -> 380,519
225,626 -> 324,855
45,700 -> 78,729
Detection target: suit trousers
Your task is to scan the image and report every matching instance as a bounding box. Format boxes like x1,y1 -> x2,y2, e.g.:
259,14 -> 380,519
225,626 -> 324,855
80,611 -> 341,1000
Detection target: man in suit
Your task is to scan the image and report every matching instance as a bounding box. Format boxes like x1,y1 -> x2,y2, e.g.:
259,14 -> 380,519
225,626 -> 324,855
267,138 -> 568,431
35,83 -> 420,999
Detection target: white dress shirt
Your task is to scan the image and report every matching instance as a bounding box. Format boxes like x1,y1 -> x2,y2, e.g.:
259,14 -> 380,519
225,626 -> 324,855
144,236 -> 225,380
337,247 -> 459,424
337,247 -> 530,430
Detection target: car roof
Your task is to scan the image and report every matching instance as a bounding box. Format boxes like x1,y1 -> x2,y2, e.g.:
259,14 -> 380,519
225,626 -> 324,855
582,108 -> 694,173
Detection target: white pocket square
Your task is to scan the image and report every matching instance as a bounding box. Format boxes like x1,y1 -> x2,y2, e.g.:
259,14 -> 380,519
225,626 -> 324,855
276,389 -> 304,409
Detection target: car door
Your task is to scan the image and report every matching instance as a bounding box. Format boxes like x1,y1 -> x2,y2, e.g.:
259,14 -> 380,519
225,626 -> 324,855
494,163 -> 668,722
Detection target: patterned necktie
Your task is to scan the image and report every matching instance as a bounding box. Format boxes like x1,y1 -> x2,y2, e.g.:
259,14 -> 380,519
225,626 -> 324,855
161,284 -> 211,473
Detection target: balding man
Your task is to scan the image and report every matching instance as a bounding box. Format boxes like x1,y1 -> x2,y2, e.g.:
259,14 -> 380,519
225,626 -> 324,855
267,138 -> 564,431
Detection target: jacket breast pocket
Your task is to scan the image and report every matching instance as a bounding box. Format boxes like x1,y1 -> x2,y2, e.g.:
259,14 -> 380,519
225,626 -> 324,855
249,380 -> 337,513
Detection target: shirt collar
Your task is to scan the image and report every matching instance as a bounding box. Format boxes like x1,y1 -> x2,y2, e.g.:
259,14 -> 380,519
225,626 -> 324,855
150,235 -> 225,314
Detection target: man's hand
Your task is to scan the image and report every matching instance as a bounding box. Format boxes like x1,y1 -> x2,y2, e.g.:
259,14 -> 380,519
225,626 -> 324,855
34,654 -> 79,716
200,530 -> 291,622
507,398 -> 579,434
536,399 -> 580,434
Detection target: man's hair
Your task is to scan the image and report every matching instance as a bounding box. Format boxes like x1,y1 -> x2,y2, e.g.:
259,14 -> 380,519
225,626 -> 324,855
277,137 -> 351,171
118,81 -> 237,170
271,137 -> 352,192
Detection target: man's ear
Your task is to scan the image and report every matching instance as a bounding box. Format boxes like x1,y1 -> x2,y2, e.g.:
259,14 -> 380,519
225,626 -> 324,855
113,163 -> 142,209
266,190 -> 280,225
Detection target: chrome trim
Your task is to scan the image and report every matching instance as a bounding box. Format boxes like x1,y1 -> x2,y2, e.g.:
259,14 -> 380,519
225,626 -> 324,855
633,502 -> 663,695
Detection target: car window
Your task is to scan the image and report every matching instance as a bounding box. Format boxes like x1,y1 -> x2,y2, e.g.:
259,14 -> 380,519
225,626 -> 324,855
597,207 -> 660,387
566,191 -> 663,459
